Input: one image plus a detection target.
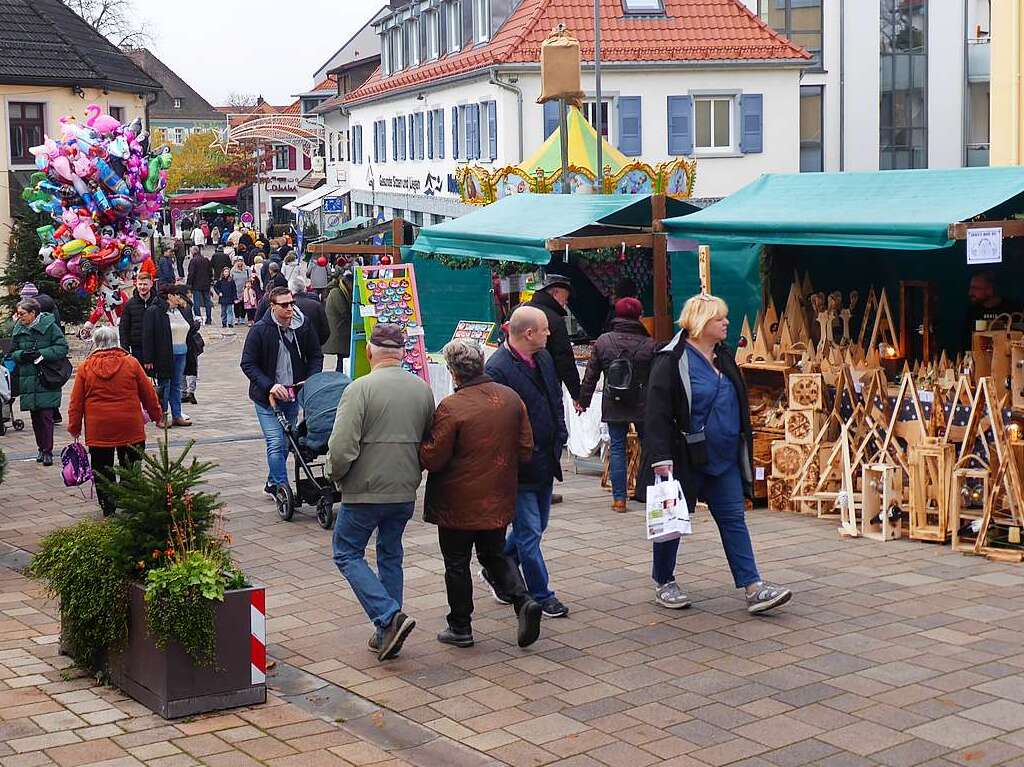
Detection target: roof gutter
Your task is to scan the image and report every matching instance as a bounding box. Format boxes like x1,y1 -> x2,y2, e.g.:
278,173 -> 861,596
489,68 -> 523,163
344,67 -> 494,108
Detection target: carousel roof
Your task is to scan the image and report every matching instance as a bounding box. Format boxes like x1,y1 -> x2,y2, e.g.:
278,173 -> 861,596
520,106 -> 630,177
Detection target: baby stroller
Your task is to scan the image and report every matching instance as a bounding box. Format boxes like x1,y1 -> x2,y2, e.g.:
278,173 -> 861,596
0,357 -> 25,437
272,371 -> 350,529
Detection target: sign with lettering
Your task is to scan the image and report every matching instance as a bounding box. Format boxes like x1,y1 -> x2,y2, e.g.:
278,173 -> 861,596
378,175 -> 422,192
967,228 -> 1002,265
323,196 -> 346,213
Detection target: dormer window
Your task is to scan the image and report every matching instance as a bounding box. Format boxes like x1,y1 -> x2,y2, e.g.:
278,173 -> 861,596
622,0 -> 665,15
474,0 -> 490,42
426,10 -> 439,60
407,17 -> 420,66
173,98 -> 182,109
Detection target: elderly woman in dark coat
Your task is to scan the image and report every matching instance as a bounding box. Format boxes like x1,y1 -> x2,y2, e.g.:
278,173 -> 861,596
10,298 -> 69,465
419,339 -> 543,650
642,293 -> 792,615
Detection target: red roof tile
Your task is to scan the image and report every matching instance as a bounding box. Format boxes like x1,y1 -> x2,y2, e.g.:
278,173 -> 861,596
345,0 -> 809,104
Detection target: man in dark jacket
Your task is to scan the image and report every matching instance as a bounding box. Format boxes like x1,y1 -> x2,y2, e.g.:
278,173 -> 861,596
523,274 -> 581,404
185,246 -> 213,324
240,286 -> 324,494
252,275 -> 329,345
119,272 -> 158,362
579,298 -> 657,512
157,248 -> 176,288
484,306 -> 569,619
209,246 -> 231,280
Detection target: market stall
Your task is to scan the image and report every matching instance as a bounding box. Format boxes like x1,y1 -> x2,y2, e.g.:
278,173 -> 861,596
661,166 -> 1024,560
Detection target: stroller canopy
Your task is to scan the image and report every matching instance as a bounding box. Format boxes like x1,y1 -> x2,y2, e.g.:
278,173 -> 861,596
298,371 -> 350,455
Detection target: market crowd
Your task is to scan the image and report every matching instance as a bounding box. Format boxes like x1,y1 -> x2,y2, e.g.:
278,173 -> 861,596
6,226 -> 793,664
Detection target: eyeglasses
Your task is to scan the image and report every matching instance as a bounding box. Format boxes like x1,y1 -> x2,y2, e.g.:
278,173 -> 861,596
274,301 -> 296,308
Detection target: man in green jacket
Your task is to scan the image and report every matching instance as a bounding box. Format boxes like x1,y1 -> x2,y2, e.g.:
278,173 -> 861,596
10,299 -> 69,465
322,270 -> 352,372
328,323 -> 434,662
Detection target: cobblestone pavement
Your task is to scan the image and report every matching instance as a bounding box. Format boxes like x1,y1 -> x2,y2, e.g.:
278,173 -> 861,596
4,329 -> 1024,767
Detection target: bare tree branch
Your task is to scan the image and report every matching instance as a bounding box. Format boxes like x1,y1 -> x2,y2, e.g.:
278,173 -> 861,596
226,93 -> 261,110
60,0 -> 152,50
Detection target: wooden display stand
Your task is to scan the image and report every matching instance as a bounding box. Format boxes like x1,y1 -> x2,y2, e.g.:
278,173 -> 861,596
861,463 -> 903,541
951,463 -> 990,554
1012,340 -> 1024,412
350,264 -> 430,384
908,441 -> 954,542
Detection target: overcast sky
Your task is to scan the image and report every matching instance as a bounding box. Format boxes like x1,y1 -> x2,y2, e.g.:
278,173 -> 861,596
144,0 -> 385,105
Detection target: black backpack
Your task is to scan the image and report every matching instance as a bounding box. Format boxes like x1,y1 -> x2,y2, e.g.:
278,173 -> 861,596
605,338 -> 639,405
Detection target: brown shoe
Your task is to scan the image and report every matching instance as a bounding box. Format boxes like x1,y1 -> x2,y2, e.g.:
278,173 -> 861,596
612,500 -> 628,513
172,417 -> 192,427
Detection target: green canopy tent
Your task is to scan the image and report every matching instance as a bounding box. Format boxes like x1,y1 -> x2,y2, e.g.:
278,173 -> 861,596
412,193 -> 700,339
196,202 -> 239,216
661,166 -> 1024,352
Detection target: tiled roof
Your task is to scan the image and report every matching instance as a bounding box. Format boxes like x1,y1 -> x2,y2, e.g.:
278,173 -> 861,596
0,0 -> 161,91
127,49 -> 222,121
345,0 -> 809,104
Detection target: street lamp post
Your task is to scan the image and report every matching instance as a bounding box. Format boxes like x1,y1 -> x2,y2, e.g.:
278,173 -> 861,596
595,0 -> 603,193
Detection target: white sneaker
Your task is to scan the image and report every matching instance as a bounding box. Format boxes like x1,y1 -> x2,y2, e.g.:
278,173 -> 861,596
655,581 -> 691,609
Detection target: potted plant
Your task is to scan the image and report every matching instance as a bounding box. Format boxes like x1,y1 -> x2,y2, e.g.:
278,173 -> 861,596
30,440 -> 266,718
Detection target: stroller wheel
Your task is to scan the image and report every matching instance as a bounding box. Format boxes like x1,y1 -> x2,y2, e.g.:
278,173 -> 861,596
316,497 -> 335,530
274,485 -> 294,521
13,419 -> 24,432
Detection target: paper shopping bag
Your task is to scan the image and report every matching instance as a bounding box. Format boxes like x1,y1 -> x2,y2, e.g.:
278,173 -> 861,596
645,474 -> 692,542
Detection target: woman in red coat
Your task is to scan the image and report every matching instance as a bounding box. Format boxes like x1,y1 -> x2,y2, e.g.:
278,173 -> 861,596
67,325 -> 163,516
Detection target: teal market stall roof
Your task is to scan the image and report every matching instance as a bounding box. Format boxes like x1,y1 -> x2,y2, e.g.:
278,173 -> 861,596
661,166 -> 1024,251
411,193 -> 699,264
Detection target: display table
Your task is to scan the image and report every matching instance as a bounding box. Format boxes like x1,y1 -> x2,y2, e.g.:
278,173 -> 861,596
426,359 -> 604,459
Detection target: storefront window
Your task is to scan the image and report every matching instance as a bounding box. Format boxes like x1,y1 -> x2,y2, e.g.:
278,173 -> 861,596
800,85 -> 823,172
759,0 -> 822,65
880,0 -> 928,169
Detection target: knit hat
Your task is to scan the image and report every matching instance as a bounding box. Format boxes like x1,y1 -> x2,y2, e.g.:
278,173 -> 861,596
615,297 -> 643,320
19,282 -> 39,298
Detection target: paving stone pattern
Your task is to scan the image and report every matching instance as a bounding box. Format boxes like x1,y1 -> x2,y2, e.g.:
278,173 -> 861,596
3,330 -> 1024,766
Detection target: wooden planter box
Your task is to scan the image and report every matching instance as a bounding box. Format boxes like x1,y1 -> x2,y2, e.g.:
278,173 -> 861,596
107,583 -> 266,719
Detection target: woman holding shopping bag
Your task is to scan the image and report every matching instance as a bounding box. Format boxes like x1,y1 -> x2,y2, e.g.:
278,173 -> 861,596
641,293 -> 791,614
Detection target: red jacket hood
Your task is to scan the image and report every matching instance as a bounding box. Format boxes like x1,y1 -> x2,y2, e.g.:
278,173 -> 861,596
84,348 -> 133,380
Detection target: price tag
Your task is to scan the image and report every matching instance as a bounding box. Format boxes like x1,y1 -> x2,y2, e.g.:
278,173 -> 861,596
359,305 -> 376,317
407,326 -> 425,337
755,467 -> 766,481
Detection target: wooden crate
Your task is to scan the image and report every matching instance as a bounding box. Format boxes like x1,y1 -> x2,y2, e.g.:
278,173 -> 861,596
862,463 -> 903,541
788,373 -> 825,411
908,442 -> 954,542
752,429 -> 781,501
951,468 -> 990,554
785,410 -> 823,445
771,441 -> 807,480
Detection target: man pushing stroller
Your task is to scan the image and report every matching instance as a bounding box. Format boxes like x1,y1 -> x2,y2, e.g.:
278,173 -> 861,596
240,286 -> 323,496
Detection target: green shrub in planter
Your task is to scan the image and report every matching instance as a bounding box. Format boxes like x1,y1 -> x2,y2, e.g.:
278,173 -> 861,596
29,521 -> 129,674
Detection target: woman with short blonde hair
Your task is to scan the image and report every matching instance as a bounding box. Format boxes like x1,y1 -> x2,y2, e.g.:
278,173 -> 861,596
640,292 -> 791,615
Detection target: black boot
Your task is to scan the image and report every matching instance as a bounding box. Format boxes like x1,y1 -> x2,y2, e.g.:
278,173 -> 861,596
42,452 -> 53,467
36,450 -> 43,464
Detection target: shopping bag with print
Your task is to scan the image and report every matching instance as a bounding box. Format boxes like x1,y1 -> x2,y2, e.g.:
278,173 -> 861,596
645,472 -> 691,542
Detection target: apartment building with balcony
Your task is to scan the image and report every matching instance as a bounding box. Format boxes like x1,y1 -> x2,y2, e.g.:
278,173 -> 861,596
742,0 -> 991,171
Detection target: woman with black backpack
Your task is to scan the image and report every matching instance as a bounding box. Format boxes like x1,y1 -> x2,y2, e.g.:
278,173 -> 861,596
578,298 -> 656,513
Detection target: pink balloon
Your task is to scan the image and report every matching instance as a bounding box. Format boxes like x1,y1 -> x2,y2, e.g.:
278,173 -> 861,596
45,259 -> 67,279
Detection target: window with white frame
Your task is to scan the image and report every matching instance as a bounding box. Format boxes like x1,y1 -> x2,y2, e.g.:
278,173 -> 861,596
448,1 -> 463,51
581,100 -> 611,139
173,127 -> 186,144
173,98 -> 182,109
425,11 -> 439,59
388,27 -> 403,72
621,0 -> 665,14
381,32 -> 391,75
694,97 -> 734,151
474,0 -> 490,42
407,18 -> 420,66
338,132 -> 345,162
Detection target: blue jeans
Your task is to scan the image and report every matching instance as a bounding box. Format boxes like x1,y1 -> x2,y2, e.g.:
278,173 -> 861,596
254,400 -> 298,486
333,502 -> 415,629
220,303 -> 235,326
505,485 -> 554,602
608,422 -> 643,502
192,290 -> 212,322
652,468 -> 760,589
157,353 -> 187,420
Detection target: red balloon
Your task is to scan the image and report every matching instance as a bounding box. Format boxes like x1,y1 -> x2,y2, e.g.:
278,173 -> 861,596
379,255 -> 392,265
317,256 -> 327,267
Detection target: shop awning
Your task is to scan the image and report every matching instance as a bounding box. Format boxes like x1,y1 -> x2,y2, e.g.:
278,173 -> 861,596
284,185 -> 347,213
168,185 -> 242,207
196,202 -> 238,215
661,166 -> 1024,251
412,193 -> 699,264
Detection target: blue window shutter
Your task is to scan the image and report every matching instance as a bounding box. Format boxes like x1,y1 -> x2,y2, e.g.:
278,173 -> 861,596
617,96 -> 642,156
487,101 -> 497,161
543,101 -> 559,139
452,106 -> 460,159
667,96 -> 693,155
427,111 -> 434,159
740,93 -> 763,154
438,109 -> 445,159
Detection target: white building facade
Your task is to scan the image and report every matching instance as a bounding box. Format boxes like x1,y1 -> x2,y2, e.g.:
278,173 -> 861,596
740,0 -> 992,171
343,0 -> 811,224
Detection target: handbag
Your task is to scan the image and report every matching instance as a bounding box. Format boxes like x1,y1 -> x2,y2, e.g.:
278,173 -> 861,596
60,441 -> 93,489
37,357 -> 73,390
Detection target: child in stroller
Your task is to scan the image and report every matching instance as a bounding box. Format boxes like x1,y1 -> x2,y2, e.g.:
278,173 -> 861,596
271,371 -> 350,528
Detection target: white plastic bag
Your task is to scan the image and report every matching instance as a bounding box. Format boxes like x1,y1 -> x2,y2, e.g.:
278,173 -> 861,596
645,472 -> 692,542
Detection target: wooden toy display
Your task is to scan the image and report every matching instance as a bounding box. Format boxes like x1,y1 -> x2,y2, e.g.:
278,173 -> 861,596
745,273 -> 1024,563
350,264 -> 431,385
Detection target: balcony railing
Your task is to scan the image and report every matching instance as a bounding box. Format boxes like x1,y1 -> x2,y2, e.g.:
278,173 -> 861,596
967,38 -> 990,82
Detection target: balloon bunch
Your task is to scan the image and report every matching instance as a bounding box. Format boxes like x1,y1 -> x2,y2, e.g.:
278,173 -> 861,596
21,104 -> 172,306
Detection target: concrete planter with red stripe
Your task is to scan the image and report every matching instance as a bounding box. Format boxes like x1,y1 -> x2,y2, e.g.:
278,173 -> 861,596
107,583 -> 266,719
